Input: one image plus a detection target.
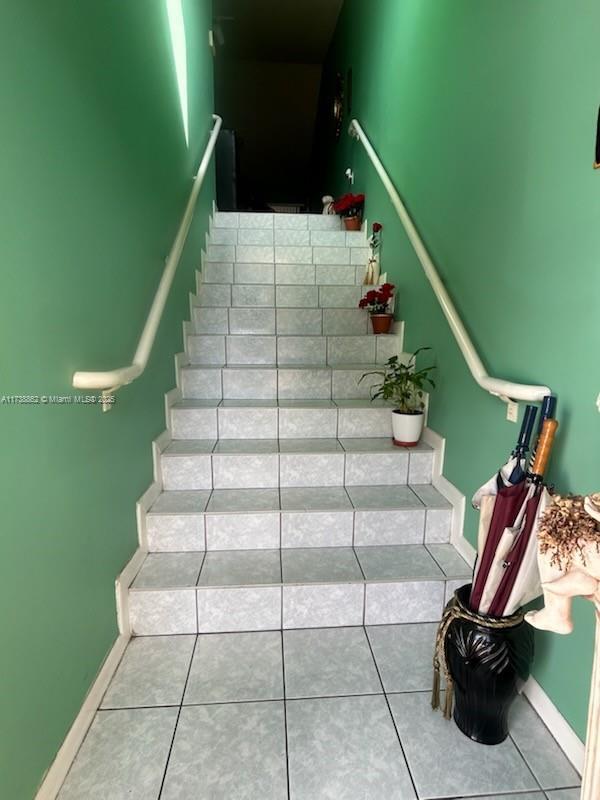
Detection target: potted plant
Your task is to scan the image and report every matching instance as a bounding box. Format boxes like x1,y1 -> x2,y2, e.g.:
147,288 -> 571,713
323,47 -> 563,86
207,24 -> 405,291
358,283 -> 395,334
332,192 -> 365,230
360,348 -> 436,446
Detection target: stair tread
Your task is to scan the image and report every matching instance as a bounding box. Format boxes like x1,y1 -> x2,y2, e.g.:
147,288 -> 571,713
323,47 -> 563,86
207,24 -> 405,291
148,483 -> 449,515
163,436 -> 432,456
180,362 -> 397,371
188,333 -> 394,338
172,398 -> 393,410
130,544 -> 471,590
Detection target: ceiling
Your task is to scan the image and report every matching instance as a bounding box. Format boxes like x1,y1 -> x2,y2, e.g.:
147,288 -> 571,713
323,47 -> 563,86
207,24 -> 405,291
213,0 -> 344,63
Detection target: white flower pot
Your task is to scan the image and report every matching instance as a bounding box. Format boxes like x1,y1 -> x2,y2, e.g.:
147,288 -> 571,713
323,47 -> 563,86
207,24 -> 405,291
392,410 -> 425,447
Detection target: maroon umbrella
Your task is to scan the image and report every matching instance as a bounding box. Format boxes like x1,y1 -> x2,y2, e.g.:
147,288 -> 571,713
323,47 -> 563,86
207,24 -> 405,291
469,403 -> 558,616
486,419 -> 558,616
469,480 -> 530,612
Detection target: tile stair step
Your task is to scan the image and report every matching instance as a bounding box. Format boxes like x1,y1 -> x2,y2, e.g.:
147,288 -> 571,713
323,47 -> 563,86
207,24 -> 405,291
193,306 -> 374,336
145,484 -> 453,553
179,363 -> 406,401
197,262 -> 372,287
204,250 -> 370,266
185,333 -> 403,366
194,283 -> 374,307
212,211 -> 356,232
200,262 -> 370,286
209,221 -> 367,247
179,363 -> 365,401
128,544 -> 471,635
170,399 -> 401,440
204,238 -> 369,267
160,437 -> 434,490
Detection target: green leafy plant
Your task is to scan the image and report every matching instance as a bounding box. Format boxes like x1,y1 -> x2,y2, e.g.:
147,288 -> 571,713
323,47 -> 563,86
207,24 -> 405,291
360,348 -> 436,413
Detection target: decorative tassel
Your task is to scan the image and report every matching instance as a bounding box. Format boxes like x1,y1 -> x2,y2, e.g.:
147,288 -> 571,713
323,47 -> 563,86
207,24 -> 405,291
443,682 -> 454,720
431,666 -> 441,710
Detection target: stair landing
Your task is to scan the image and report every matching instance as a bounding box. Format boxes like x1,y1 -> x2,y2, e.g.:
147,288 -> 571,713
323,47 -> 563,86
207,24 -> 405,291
58,625 -> 581,799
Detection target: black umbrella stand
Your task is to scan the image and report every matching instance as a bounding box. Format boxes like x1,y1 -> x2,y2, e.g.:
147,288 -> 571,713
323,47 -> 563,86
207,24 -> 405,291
433,415 -> 559,745
435,584 -> 534,745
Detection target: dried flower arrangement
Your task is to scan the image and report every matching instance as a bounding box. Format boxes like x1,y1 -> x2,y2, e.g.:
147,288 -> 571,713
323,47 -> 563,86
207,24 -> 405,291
538,493 -> 600,570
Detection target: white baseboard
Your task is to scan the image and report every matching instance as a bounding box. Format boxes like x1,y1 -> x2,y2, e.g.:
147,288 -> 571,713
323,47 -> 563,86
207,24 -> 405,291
164,385 -> 183,436
34,632 -> 129,800
391,320 -> 405,351
422,426 -> 469,562
116,546 -> 147,636
523,676 -> 585,774
37,541 -> 146,799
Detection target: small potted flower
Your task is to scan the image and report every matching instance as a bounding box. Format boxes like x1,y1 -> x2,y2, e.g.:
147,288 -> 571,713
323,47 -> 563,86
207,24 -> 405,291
358,283 -> 395,334
332,192 -> 365,230
360,349 -> 436,446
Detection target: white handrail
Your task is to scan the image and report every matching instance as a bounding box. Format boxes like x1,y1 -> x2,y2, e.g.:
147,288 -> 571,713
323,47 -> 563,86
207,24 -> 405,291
73,114 -> 223,410
349,118 -> 551,405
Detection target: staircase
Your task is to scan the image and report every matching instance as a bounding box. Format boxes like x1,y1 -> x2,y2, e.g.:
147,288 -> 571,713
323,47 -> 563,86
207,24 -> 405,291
128,211 -> 470,635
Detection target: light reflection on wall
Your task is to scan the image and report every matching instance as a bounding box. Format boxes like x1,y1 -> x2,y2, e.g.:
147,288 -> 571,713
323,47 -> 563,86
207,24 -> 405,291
166,0 -> 189,147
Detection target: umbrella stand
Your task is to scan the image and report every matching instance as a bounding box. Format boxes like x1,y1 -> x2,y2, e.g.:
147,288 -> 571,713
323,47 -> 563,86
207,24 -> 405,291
432,584 -> 534,744
433,408 -> 559,744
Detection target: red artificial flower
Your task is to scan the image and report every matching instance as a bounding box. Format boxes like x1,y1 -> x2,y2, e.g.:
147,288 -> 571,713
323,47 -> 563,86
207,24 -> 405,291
358,298 -> 367,308
372,222 -> 382,233
365,290 -> 377,302
332,193 -> 365,215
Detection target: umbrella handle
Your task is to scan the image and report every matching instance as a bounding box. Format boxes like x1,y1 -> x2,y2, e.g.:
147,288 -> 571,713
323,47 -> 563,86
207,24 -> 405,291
516,405 -> 538,452
531,418 -> 559,479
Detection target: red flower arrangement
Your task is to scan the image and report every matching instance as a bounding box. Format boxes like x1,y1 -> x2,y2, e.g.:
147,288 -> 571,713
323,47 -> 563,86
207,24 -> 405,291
332,192 -> 365,218
358,283 -> 395,314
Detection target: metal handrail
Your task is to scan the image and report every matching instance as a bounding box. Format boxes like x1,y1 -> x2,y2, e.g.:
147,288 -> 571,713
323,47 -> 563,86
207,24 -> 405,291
349,118 -> 551,405
72,114 -> 223,410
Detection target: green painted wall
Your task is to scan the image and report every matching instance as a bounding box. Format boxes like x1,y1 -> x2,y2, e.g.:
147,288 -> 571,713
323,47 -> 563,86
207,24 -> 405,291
0,2 -> 214,797
319,0 -> 600,741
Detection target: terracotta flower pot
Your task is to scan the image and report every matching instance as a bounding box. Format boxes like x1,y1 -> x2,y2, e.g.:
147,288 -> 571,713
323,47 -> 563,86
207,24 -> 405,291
370,313 -> 393,334
343,215 -> 362,231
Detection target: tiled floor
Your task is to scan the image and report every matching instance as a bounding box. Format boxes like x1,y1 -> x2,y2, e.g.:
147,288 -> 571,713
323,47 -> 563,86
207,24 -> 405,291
59,624 -> 581,799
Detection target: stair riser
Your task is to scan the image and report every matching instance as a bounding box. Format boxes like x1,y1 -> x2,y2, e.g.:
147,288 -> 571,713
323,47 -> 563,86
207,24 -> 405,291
205,244 -> 371,268
170,406 -> 400,440
195,283 -> 366,308
209,226 -> 367,248
185,334 -> 402,366
181,367 -> 381,401
201,262 -> 367,286
128,579 -> 454,635
193,307 -> 370,336
161,449 -> 432,490
146,507 -> 451,552
213,211 -> 349,231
